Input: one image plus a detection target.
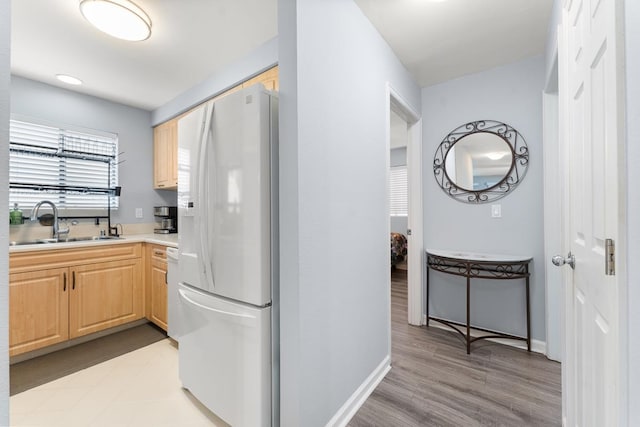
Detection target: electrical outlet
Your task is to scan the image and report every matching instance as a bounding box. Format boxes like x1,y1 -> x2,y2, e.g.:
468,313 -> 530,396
135,208 -> 143,219
491,204 -> 501,218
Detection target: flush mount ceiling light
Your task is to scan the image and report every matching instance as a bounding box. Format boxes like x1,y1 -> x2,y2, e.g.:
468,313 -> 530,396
56,74 -> 83,85
79,0 -> 152,41
486,152 -> 509,160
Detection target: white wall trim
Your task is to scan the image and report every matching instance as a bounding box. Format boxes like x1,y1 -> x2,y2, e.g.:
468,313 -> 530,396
542,88 -> 562,362
423,315 -> 548,355
326,356 -> 391,427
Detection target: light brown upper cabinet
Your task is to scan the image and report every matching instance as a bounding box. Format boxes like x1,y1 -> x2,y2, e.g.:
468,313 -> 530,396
153,119 -> 178,190
152,66 -> 278,191
243,66 -> 279,91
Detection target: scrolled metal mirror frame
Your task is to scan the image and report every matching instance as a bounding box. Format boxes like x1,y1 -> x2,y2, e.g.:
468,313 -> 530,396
433,120 -> 529,203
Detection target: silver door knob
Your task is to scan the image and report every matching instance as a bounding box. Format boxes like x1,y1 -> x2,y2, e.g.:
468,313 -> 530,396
552,252 -> 575,269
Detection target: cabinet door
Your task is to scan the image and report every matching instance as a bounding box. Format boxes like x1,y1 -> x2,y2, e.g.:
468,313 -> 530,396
169,123 -> 178,187
153,120 -> 177,190
150,257 -> 168,331
69,258 -> 143,339
9,268 -> 69,356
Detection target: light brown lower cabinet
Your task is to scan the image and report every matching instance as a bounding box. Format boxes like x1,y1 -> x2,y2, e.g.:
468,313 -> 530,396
69,259 -> 143,339
9,243 -> 144,357
9,268 -> 69,356
146,244 -> 168,331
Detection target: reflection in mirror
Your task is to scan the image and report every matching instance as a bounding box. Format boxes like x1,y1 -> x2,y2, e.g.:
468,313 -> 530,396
444,132 -> 513,191
434,120 -> 529,203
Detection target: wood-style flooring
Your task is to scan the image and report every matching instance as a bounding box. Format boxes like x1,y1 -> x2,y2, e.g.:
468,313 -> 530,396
349,270 -> 562,427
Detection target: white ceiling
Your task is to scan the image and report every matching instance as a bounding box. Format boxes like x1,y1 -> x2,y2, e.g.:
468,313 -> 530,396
11,0 -> 552,112
11,0 -> 278,110
354,0 -> 553,87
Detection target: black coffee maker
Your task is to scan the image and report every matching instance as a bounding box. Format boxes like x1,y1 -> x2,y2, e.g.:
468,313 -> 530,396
154,206 -> 177,234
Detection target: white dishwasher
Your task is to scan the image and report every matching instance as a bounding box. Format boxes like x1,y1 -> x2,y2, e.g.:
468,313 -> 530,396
165,246 -> 181,341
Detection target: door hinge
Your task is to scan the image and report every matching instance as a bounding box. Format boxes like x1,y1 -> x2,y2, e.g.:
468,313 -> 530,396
605,238 -> 615,276
407,229 -> 412,236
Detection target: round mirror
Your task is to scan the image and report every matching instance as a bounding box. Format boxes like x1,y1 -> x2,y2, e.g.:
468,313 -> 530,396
444,132 -> 513,191
434,120 -> 529,203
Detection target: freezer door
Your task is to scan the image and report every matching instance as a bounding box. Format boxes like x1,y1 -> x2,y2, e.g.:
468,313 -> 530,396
178,283 -> 271,427
181,86 -> 273,306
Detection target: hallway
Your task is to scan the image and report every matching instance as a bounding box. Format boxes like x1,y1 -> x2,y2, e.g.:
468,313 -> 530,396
349,270 -> 562,426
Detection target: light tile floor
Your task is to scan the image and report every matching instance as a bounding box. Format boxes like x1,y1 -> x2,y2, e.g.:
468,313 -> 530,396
10,339 -> 228,427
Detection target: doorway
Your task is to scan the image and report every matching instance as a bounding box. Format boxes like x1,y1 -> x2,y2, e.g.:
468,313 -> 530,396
387,85 -> 422,326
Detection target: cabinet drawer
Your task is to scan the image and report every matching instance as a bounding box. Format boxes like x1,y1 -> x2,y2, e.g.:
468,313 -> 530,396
10,243 -> 142,273
149,244 -> 168,262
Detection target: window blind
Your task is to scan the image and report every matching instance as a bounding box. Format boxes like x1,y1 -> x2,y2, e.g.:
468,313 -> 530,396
389,166 -> 408,217
9,119 -> 119,210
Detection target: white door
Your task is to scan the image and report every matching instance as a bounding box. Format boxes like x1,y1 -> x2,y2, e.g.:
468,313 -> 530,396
558,0 -> 624,425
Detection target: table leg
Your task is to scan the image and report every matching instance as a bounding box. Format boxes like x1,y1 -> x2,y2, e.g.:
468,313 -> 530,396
526,271 -> 531,352
466,275 -> 471,354
426,261 -> 430,327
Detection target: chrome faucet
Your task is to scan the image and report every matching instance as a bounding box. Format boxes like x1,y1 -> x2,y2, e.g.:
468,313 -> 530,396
30,200 -> 69,240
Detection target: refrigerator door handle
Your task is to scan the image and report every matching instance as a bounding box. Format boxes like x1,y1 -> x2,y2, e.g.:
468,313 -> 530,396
196,104 -> 216,289
178,288 -> 257,327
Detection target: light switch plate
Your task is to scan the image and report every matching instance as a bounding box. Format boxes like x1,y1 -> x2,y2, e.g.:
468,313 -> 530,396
135,208 -> 143,219
491,204 -> 501,218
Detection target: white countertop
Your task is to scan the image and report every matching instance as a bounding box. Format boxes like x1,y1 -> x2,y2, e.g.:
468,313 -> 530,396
426,248 -> 532,263
9,233 -> 178,253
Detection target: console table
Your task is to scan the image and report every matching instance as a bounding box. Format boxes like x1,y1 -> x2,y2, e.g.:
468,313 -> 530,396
425,249 -> 533,354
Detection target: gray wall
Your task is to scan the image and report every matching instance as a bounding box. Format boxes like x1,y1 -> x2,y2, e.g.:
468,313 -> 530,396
390,147 -> 407,234
10,76 -> 175,225
422,56 -> 546,342
625,1 -> 640,423
0,1 -> 10,423
152,37 -> 278,125
278,1 -> 421,425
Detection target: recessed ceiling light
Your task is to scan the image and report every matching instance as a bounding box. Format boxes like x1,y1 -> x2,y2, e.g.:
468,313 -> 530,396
79,0 -> 152,42
56,74 -> 83,85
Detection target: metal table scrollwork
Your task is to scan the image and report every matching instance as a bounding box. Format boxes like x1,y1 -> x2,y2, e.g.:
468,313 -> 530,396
426,249 -> 532,354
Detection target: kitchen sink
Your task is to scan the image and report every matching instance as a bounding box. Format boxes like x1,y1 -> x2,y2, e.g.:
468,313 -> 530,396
59,236 -> 123,242
9,236 -> 123,246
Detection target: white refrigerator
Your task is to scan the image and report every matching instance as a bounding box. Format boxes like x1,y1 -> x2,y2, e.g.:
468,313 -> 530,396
176,84 -> 278,427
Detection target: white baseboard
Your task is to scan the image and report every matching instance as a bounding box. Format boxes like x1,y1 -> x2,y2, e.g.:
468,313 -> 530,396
326,355 -> 391,427
422,315 -> 547,355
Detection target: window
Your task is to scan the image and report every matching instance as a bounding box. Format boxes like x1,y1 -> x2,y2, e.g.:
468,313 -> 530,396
9,118 -> 119,211
389,166 -> 407,216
